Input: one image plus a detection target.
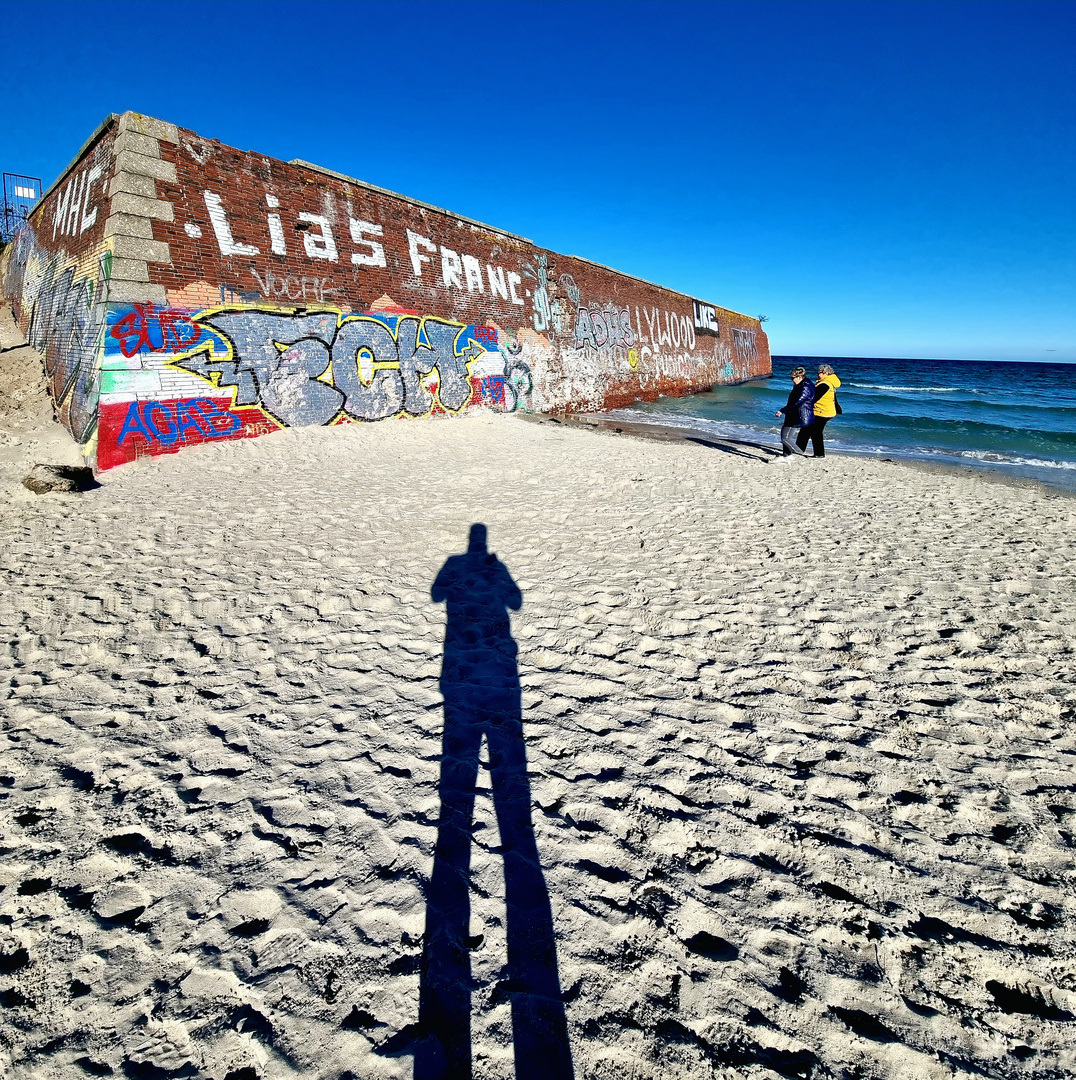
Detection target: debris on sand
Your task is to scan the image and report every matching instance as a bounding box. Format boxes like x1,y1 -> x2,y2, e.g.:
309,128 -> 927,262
22,463 -> 96,494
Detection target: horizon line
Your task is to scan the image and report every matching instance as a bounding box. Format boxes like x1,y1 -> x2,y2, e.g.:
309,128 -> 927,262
772,354 -> 1075,365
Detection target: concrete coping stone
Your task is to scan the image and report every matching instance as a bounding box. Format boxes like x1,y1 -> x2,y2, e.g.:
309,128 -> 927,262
107,257 -> 152,283
114,130 -> 162,160
108,172 -> 158,201
117,111 -> 179,145
110,235 -> 171,264
289,162 -> 743,313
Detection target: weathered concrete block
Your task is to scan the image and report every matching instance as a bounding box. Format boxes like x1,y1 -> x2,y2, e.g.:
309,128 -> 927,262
102,213 -> 156,240
107,257 -> 151,283
117,111 -> 179,145
109,171 -> 158,200
113,129 -> 160,159
111,235 -> 171,264
114,148 -> 177,184
109,191 -> 174,222
105,281 -> 168,305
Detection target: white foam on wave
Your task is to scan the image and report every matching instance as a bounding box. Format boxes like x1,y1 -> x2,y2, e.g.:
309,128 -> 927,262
827,441 -> 1076,473
606,407 -> 1076,482
851,384 -> 967,393
956,449 -> 1076,471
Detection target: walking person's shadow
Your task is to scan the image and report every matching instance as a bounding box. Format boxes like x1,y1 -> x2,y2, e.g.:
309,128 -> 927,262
414,523 -> 574,1080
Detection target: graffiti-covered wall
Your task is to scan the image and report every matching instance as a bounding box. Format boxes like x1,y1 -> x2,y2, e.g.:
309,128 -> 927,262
2,112 -> 770,471
1,124 -> 118,450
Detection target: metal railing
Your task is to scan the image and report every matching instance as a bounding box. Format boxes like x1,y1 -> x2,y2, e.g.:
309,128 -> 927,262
1,173 -> 42,243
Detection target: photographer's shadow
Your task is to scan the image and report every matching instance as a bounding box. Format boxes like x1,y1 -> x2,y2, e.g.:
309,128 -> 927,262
415,523 -> 573,1080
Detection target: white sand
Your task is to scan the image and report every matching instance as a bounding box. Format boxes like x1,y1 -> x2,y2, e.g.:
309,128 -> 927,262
0,306 -> 84,487
2,340 -> 1076,1079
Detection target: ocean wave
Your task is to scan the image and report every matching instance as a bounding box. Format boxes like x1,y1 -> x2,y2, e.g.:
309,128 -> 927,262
605,408 -> 1076,476
953,450 -> 1076,471
844,392 -> 1076,417
849,384 -> 966,393
837,410 -> 1076,440
827,442 -> 1076,472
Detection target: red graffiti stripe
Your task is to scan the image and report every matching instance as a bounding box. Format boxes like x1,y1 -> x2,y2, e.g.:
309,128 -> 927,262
97,397 -> 280,471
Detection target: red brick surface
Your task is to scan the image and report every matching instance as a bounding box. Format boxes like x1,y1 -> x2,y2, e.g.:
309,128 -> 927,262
2,112 -> 770,472
150,128 -> 770,410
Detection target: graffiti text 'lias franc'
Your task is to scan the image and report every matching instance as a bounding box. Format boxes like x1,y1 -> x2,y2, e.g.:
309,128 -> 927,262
201,189 -> 529,306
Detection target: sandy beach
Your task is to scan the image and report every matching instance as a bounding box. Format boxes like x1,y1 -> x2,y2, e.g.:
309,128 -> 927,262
2,354 -> 1075,1078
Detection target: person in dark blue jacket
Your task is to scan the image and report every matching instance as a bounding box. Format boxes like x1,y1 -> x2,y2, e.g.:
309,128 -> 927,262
774,366 -> 815,458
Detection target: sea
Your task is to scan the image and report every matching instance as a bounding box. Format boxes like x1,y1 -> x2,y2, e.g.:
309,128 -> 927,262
605,356 -> 1076,495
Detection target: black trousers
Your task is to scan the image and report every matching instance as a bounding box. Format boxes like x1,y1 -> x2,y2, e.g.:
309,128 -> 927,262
796,416 -> 830,457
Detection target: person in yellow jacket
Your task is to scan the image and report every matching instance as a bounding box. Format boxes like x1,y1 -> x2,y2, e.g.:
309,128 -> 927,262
797,364 -> 841,457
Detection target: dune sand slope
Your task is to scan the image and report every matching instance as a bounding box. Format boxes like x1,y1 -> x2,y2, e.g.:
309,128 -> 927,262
0,306 -> 84,488
1,396 -> 1075,1078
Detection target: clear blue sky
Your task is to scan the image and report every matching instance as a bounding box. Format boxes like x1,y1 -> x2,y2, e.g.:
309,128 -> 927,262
2,0 -> 1072,361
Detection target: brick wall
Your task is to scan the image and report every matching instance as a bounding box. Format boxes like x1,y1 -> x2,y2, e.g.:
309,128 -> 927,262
2,112 -> 771,471
2,121 -> 117,449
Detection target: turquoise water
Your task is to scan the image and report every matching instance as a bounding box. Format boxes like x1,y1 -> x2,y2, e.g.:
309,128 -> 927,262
606,356 -> 1076,494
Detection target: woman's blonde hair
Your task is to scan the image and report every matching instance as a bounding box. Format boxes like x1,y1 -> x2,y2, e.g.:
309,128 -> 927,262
790,366 -> 806,378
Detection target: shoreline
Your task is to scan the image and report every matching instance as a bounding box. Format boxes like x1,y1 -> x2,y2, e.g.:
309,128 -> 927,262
545,409 -> 1076,500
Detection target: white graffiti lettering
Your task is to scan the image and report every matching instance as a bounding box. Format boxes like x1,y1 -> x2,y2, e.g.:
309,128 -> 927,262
638,305 -> 696,352
733,327 -> 759,368
53,164 -> 104,240
205,191 -> 260,257
574,304 -> 637,353
266,194 -> 287,255
486,265 -> 508,300
693,300 -> 720,336
408,229 -> 436,276
297,213 -> 337,261
199,195 -> 527,308
462,254 -> 484,293
349,219 -> 386,267
249,268 -> 337,303
440,246 -> 463,288
507,271 -> 524,305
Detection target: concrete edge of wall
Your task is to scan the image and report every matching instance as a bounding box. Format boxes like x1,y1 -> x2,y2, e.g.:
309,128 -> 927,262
29,112 -> 178,308
102,112 -> 180,306
290,158 -> 756,322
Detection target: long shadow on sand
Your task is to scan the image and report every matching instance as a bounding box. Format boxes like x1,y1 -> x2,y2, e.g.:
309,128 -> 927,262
684,435 -> 778,460
411,523 -> 573,1080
